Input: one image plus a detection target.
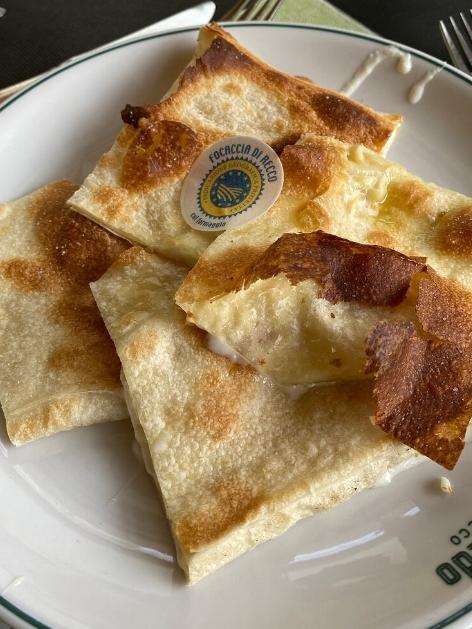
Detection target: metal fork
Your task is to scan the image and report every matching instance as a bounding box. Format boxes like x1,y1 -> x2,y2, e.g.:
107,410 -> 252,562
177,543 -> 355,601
222,0 -> 285,21
439,9 -> 472,74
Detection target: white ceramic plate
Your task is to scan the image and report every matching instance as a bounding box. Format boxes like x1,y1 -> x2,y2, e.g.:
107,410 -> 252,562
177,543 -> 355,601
1,23 -> 472,629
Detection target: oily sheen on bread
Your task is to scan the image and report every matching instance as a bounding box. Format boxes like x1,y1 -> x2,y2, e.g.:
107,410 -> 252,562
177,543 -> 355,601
91,247 -> 418,584
176,137 -> 472,469
0,181 -> 129,445
69,23 -> 401,266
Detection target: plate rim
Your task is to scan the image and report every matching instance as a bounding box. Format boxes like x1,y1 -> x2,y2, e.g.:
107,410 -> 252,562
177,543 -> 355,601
1,21 -> 471,629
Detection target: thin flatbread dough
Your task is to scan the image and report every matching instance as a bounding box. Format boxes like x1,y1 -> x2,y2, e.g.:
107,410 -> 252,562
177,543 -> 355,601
176,136 -> 472,468
0,181 -> 129,445
91,247 -> 418,584
177,231 -> 426,387
175,133 -> 472,381
69,23 -> 401,266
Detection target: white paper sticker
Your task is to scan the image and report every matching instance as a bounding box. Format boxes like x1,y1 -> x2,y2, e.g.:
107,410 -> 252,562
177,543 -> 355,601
180,136 -> 284,231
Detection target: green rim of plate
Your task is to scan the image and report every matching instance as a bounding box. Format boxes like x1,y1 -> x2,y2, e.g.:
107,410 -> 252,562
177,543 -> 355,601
0,21 -> 471,629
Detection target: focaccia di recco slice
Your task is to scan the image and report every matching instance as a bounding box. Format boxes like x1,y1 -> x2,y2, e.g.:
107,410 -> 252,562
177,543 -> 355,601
176,135 -> 472,470
69,23 -> 402,266
91,247 -> 419,584
0,181 -> 130,445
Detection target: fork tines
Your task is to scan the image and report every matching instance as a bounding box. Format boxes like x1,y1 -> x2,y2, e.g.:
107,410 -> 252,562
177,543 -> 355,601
440,9 -> 472,73
222,0 -> 285,22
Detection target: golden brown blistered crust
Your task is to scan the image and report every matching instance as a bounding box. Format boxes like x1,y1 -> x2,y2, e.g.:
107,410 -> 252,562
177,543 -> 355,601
121,119 -> 204,192
415,270 -> 472,347
366,271 -> 472,469
295,200 -> 332,232
176,244 -> 266,305
175,479 -> 264,551
280,144 -> 339,198
0,180 -> 129,390
247,231 -> 425,307
107,245 -> 151,272
125,330 -> 160,361
366,229 -> 395,249
271,133 -> 302,155
0,258 -> 60,292
381,179 -> 434,217
123,24 -> 400,155
193,30 -> 399,151
308,92 -> 392,146
192,363 -> 254,440
177,231 -> 424,308
91,185 -> 129,222
435,206 -> 472,259
8,397 -> 76,444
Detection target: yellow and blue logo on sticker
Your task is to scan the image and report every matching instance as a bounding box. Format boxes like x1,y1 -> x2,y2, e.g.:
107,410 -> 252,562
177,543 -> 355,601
181,136 -> 284,232
199,159 -> 263,218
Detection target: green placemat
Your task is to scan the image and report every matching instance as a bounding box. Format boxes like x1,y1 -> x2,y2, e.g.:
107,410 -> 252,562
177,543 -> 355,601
274,0 -> 372,33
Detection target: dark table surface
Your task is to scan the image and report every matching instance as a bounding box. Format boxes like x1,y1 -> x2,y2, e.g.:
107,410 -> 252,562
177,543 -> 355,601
0,0 -> 470,89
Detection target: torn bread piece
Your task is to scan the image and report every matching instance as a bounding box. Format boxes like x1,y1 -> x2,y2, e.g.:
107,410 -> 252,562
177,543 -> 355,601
176,135 -> 472,385
0,181 -> 129,444
177,232 -> 426,387
69,23 -> 401,266
91,247 -> 419,584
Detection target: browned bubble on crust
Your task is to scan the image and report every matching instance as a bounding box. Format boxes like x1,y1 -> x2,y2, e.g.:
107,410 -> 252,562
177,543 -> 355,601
48,338 -> 122,390
177,231 -> 425,310
221,81 -> 243,96
246,231 -> 425,307
382,179 -> 434,217
107,246 -> 150,273
175,479 -> 264,551
0,258 -> 60,293
308,92 -> 395,149
435,206 -> 472,259
8,397 -> 75,444
176,244 -> 266,305
280,144 -> 339,198
125,330 -> 160,361
121,119 -> 203,192
91,185 -> 129,221
192,364 -> 251,440
415,270 -> 472,350
366,271 -> 472,469
295,200 -> 332,232
43,209 -> 129,284
366,230 -> 395,249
